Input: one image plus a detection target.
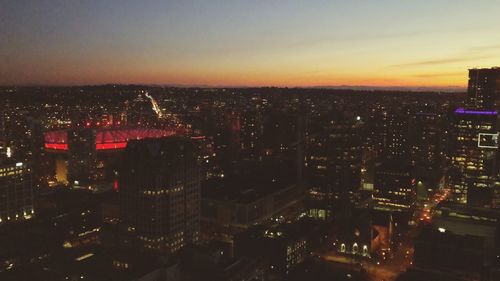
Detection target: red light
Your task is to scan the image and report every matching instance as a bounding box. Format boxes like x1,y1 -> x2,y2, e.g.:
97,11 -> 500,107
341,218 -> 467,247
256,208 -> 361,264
45,128 -> 176,151
96,142 -> 127,150
45,143 -> 69,150
113,180 -> 119,191
191,136 -> 206,140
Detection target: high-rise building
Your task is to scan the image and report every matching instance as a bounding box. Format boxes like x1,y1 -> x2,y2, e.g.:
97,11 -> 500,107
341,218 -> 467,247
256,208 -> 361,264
67,128 -> 98,185
0,158 -> 34,225
450,108 -> 498,206
409,111 -> 443,172
450,68 -> 500,207
409,110 -> 446,196
29,118 -> 50,188
466,68 -> 500,110
385,113 -> 410,159
364,109 -> 410,159
306,115 -> 362,218
239,109 -> 264,161
120,137 -> 201,253
373,160 -> 415,211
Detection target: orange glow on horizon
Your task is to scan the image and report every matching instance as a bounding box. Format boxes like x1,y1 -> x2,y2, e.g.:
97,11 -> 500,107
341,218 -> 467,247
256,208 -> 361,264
2,1 -> 500,88
8,66 -> 468,89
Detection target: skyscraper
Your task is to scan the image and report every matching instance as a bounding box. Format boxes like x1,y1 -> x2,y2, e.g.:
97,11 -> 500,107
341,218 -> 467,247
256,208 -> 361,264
450,68 -> 500,206
120,137 -> 201,253
466,68 -> 500,110
450,108 -> 498,206
67,128 -> 98,185
409,111 -> 444,173
306,115 -> 363,218
385,113 -> 410,159
0,158 -> 34,225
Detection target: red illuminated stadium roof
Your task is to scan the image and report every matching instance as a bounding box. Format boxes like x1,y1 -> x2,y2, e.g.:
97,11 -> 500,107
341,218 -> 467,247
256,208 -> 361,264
44,127 -> 177,151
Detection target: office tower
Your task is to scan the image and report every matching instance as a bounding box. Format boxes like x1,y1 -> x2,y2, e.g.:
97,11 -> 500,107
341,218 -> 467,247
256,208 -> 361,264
409,110 -> 446,197
466,68 -> 500,110
409,111 -> 443,171
0,158 -> 34,224
450,68 -> 499,206
372,111 -> 414,210
67,128 -> 98,185
385,113 -> 410,159
29,118 -> 50,188
450,108 -> 498,206
365,109 -> 410,159
306,115 -> 362,217
364,106 -> 388,156
239,109 -> 264,161
373,161 -> 415,210
120,137 -> 200,253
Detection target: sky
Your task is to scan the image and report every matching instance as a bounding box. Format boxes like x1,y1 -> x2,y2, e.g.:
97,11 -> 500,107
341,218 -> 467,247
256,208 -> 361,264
1,0 -> 500,88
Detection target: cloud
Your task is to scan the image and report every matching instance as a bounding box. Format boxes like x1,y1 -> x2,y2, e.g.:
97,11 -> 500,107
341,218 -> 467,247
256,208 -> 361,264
392,43 -> 500,68
392,55 -> 490,67
413,71 -> 464,78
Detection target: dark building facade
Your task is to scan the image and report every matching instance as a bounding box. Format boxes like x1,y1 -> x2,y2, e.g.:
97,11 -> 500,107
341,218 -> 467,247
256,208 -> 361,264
67,128 -> 98,185
409,111 -> 444,174
306,115 -> 363,218
373,160 -> 415,211
450,68 -> 500,207
234,218 -> 323,276
384,113 -> 410,159
413,227 -> 485,279
0,158 -> 34,224
466,68 -> 500,110
120,137 -> 201,253
450,109 -> 498,206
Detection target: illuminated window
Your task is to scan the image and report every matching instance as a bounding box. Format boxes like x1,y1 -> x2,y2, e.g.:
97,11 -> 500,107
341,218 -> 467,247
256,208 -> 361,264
352,243 -> 359,255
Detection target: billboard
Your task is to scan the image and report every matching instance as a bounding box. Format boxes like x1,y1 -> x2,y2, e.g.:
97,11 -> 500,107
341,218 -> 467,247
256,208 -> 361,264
478,133 -> 499,149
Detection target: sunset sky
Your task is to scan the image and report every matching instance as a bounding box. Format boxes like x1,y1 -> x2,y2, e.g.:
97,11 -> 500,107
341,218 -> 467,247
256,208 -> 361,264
2,0 -> 500,88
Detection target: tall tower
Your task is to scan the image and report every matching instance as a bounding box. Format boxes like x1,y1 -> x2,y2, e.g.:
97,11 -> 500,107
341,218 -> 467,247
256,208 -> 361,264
306,114 -> 363,217
67,128 -> 97,185
450,68 -> 500,207
466,68 -> 500,110
120,137 -> 200,253
0,157 -> 34,225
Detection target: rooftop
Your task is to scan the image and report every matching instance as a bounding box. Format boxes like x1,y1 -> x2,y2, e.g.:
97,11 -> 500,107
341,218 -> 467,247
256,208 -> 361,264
202,160 -> 298,204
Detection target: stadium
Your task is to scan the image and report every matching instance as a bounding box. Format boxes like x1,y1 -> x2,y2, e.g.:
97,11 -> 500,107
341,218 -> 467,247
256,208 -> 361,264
44,127 -> 178,152
43,125 -> 185,189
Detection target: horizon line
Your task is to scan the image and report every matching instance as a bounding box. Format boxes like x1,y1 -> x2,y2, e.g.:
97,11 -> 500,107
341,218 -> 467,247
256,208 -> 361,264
0,83 -> 467,92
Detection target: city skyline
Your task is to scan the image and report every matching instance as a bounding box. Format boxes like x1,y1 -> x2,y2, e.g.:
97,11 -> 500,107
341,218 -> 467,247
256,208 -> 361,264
2,1 -> 500,88
2,1 -> 500,280
0,67 -> 499,281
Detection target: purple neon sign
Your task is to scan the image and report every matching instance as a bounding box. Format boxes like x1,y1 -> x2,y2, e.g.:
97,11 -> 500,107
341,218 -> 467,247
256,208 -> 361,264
454,108 -> 498,115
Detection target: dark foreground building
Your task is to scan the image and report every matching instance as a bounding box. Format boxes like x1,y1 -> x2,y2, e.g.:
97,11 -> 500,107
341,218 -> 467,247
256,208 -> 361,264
120,137 -> 201,254
0,157 -> 34,225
